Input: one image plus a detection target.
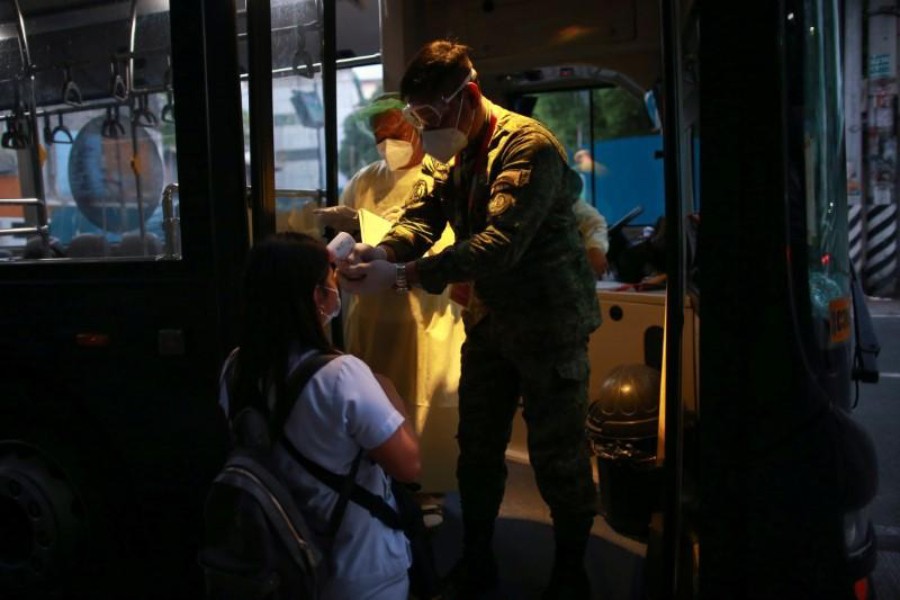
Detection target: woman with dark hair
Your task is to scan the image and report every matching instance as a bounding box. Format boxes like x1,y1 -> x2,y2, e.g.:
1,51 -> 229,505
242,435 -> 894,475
219,232 -> 421,600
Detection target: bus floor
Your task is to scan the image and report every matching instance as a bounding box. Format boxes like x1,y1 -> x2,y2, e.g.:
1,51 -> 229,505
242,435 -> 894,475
425,457 -> 647,600
424,457 -> 900,600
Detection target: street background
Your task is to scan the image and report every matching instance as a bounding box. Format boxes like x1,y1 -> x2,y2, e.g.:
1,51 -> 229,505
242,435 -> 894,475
856,297 -> 900,597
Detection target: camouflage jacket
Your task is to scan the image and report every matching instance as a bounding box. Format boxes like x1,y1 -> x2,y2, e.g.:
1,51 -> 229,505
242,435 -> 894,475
379,100 -> 601,340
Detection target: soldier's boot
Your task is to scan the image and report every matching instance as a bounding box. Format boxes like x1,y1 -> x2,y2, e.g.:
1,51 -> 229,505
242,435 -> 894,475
541,516 -> 593,600
440,518 -> 499,598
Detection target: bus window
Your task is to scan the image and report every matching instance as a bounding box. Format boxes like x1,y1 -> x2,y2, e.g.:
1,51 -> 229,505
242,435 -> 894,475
0,148 -> 24,258
526,85 -> 663,226
0,1 -> 180,263
795,0 -> 851,361
337,64 -> 385,198
237,0 -> 382,237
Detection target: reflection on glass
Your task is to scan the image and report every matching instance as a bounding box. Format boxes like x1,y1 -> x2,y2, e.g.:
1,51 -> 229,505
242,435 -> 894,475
802,0 -> 849,348
528,86 -> 661,226
242,61 -> 382,236
0,1 -> 180,262
236,0 -> 381,238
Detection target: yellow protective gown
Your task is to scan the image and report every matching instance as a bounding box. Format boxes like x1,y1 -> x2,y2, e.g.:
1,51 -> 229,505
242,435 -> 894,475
340,160 -> 464,492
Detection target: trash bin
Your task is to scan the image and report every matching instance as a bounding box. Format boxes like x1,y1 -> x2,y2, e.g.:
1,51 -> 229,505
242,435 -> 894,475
586,363 -> 661,538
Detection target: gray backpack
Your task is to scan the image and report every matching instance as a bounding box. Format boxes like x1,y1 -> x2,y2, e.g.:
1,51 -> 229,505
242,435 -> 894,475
199,353 -> 355,600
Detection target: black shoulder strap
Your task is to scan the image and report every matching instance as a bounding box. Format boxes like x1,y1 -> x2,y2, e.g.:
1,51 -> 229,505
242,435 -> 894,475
326,449 -> 365,536
277,352 -> 402,533
280,436 -> 403,531
273,352 -> 341,435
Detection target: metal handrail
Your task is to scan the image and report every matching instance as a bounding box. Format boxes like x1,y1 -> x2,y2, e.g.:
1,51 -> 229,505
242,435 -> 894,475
0,198 -> 49,243
0,85 -> 171,124
239,53 -> 382,81
11,0 -> 31,71
0,226 -> 46,237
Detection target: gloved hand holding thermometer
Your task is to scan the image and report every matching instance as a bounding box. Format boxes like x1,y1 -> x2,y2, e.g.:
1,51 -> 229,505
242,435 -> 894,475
335,239 -> 396,293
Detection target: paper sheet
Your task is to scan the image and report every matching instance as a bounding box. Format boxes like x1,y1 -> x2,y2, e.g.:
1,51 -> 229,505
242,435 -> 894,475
358,208 -> 393,246
358,207 -> 456,255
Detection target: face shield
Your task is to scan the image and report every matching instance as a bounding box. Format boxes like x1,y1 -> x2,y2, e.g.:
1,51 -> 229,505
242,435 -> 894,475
401,69 -> 476,131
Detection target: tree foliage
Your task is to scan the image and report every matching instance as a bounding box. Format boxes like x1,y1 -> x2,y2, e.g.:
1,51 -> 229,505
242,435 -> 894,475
529,86 -> 652,159
338,90 -> 381,181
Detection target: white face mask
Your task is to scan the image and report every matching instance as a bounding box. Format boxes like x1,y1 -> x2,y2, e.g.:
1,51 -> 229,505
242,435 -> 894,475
422,128 -> 468,164
376,139 -> 415,171
420,93 -> 470,163
318,285 -> 341,325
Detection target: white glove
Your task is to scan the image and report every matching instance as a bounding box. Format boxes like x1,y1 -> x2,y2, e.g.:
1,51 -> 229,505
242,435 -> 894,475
345,243 -> 387,266
313,205 -> 358,232
338,259 -> 396,294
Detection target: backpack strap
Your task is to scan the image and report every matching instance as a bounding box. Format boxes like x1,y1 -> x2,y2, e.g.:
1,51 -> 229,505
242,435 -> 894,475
279,353 -> 404,532
278,352 -> 394,534
326,449 -> 365,536
273,352 -> 341,434
280,438 -> 403,531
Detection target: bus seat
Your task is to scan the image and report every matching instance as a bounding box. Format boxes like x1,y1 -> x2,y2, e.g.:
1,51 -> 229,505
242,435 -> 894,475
116,231 -> 161,257
66,233 -> 110,258
23,236 -> 65,259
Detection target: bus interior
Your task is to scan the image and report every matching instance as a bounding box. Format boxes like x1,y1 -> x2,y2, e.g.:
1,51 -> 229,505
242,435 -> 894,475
0,1 -> 879,599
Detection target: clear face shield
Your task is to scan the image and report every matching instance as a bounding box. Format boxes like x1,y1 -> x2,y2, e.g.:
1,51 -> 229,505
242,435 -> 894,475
402,69 -> 476,131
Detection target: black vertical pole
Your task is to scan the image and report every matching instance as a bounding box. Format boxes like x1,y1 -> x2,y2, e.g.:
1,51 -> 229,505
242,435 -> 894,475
247,0 -> 276,242
12,0 -> 45,208
171,0 -> 248,357
321,0 -> 344,349
322,0 -> 339,209
660,0 -> 686,596
588,90 -> 597,206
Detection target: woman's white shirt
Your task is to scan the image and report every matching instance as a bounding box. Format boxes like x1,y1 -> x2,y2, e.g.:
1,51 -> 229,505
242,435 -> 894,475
218,351 -> 411,597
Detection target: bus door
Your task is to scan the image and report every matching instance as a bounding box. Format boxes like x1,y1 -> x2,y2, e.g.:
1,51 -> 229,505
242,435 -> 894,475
379,1 -> 700,597
0,2 -> 247,598
700,1 -> 877,598
236,0 -> 384,243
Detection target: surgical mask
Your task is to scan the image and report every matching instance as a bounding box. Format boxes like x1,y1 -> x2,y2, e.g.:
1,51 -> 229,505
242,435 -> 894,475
420,93 -> 470,163
376,139 -> 414,171
318,285 -> 341,325
422,128 -> 468,164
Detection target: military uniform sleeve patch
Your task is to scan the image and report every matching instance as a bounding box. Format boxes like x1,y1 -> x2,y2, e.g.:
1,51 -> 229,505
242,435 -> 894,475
491,168 -> 531,194
411,179 -> 428,202
488,193 -> 515,216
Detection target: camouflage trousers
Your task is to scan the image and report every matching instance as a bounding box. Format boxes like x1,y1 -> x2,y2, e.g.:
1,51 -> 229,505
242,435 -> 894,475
456,314 -> 597,531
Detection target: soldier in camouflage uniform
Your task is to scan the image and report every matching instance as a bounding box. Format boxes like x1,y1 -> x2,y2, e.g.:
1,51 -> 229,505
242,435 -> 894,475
339,40 -> 601,599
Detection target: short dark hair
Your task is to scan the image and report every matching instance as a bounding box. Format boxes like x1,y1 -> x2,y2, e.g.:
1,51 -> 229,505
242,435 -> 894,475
400,40 -> 475,102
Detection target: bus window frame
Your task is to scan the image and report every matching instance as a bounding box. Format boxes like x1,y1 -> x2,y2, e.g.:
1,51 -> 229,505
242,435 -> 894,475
505,80 -> 662,226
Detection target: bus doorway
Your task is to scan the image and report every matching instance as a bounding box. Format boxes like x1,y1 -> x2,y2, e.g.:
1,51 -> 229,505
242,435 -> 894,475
0,0 -> 882,599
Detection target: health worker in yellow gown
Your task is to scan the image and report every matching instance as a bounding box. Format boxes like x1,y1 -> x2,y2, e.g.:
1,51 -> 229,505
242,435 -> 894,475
316,94 -> 464,492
